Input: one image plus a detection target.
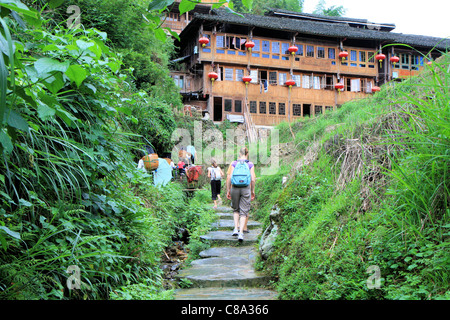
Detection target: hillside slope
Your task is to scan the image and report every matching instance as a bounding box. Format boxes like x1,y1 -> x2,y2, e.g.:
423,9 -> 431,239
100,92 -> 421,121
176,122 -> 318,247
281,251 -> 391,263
255,53 -> 449,299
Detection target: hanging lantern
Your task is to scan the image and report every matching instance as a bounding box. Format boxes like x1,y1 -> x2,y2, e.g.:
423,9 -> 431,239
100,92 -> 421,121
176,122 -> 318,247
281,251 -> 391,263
390,55 -> 399,67
335,82 -> 344,94
242,76 -> 252,86
245,41 -> 255,52
199,37 -> 209,47
375,53 -> 386,67
288,46 -> 298,56
371,86 -> 381,93
208,72 -> 218,85
339,51 -> 348,62
285,79 -> 296,88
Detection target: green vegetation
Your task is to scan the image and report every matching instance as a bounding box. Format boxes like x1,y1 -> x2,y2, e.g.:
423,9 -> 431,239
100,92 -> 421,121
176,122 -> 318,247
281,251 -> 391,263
256,53 -> 450,299
0,0 -> 213,300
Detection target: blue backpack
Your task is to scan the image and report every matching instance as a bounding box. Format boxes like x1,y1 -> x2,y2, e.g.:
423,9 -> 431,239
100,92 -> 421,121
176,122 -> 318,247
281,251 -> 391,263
231,160 -> 251,187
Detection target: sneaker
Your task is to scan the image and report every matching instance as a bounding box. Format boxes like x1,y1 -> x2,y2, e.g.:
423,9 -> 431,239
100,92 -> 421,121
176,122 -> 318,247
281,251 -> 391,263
243,229 -> 250,234
238,233 -> 244,242
232,228 -> 239,236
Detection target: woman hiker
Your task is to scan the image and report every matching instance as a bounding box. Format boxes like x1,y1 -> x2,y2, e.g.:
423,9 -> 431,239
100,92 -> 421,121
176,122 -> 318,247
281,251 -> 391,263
207,159 -> 224,209
226,147 -> 256,242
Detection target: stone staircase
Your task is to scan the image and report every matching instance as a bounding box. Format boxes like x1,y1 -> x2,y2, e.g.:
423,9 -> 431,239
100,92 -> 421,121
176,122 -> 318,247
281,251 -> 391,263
174,206 -> 277,300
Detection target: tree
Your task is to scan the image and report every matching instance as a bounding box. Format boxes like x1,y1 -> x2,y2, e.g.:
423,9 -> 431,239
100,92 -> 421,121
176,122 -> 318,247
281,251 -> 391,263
232,0 -> 303,15
313,0 -> 346,16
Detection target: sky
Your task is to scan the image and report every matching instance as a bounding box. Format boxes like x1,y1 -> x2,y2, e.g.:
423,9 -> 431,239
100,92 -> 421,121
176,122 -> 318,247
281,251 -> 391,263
302,0 -> 449,39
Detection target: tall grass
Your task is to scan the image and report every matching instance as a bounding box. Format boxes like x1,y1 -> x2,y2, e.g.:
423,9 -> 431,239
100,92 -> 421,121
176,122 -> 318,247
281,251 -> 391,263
256,52 -> 450,299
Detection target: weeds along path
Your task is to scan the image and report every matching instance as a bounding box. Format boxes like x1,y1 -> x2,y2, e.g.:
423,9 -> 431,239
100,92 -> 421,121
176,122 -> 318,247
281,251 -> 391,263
174,206 -> 277,300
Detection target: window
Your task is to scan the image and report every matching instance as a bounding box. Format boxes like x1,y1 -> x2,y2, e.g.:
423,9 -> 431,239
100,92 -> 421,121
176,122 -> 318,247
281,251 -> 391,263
317,47 -> 325,58
269,71 -> 277,85
253,39 -> 260,52
235,100 -> 242,113
224,99 -> 232,112
282,43 -> 290,55
306,45 -> 314,57
401,53 -> 410,70
368,52 -> 375,63
279,103 -> 285,115
250,70 -> 258,83
269,102 -> 276,114
262,40 -> 270,53
259,101 -> 266,114
302,75 -> 311,88
296,44 -> 304,56
325,75 -> 333,90
224,68 -> 233,81
279,73 -> 287,86
293,74 -> 301,87
315,105 -> 322,115
328,48 -> 335,59
350,50 -> 357,61
250,101 -> 257,113
313,76 -> 321,90
293,103 -> 301,116
325,106 -> 333,112
350,78 -> 361,92
236,69 -> 244,81
216,35 -> 225,48
359,51 -> 366,62
272,42 -> 280,54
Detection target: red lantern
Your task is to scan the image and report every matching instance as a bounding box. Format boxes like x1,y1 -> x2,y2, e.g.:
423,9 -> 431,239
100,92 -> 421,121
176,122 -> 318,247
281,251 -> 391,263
285,79 -> 296,88
199,37 -> 209,47
245,41 -> 255,52
242,76 -> 252,85
208,72 -> 218,85
339,51 -> 348,62
371,86 -> 381,93
390,56 -> 399,66
288,46 -> 298,55
334,83 -> 344,91
375,53 -> 386,67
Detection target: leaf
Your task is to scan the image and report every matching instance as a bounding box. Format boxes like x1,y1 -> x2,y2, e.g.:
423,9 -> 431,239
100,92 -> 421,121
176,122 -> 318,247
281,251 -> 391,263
0,226 -> 21,240
18,198 -> 32,207
178,0 -> 196,15
6,109 -> 28,132
0,129 -> 13,153
65,65 -> 87,88
34,57 -> 70,76
48,0 -> 65,8
242,0 -> 253,10
154,28 -> 167,42
37,103 -> 56,120
148,0 -> 174,12
0,0 -> 38,18
42,71 -> 65,94
76,39 -> 94,51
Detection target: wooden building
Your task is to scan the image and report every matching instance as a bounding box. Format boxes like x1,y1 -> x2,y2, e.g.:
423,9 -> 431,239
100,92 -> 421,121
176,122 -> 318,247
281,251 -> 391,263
172,8 -> 449,126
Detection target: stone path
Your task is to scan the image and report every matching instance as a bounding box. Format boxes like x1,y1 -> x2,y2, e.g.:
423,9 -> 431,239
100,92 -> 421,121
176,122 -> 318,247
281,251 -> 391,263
174,206 -> 277,300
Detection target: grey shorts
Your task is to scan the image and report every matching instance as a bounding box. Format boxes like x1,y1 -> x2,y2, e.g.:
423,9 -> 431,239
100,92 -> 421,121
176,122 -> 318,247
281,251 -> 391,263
230,185 -> 251,217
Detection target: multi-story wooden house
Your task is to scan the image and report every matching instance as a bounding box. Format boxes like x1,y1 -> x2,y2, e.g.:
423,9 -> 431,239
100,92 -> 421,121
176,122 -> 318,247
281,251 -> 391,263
172,8 -> 449,126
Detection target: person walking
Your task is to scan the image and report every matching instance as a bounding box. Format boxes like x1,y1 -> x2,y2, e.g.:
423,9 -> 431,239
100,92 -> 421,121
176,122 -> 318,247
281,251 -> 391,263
226,147 -> 256,242
207,159 -> 224,209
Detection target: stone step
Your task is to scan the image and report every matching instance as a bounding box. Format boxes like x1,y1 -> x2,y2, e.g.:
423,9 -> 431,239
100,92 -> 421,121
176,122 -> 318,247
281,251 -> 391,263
175,256 -> 271,288
200,229 -> 262,246
214,206 -> 233,213
211,219 -> 261,230
174,287 -> 277,300
216,212 -> 234,220
199,246 -> 257,259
